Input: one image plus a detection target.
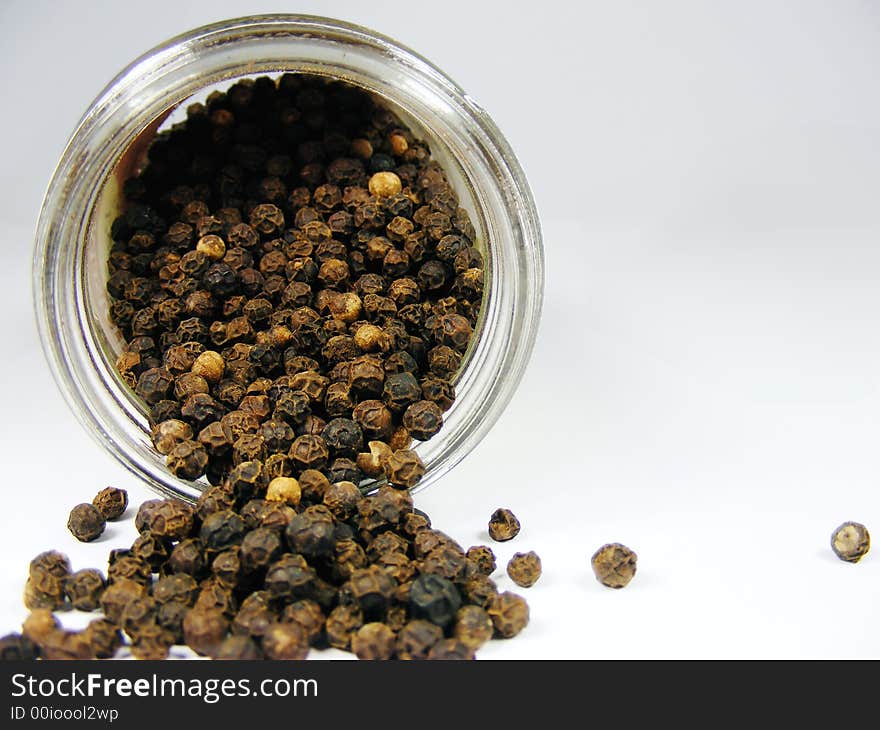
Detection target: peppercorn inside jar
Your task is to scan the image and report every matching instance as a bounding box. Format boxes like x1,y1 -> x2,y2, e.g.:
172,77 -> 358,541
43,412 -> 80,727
34,16 -> 545,502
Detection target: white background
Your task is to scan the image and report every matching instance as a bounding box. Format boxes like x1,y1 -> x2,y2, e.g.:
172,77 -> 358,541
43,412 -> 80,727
1,0 -> 879,659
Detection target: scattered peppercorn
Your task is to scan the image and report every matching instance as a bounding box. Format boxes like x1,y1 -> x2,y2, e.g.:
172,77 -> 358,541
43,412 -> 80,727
830,522 -> 870,563
591,543 -> 637,589
67,503 -> 106,542
507,551 -> 542,588
488,508 -> 520,542
93,487 -> 129,520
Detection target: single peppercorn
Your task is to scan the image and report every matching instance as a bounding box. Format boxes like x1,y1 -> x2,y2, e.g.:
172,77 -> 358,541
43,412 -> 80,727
488,508 -> 520,542
591,543 -> 638,589
384,449 -> 425,489
92,487 -> 128,520
830,522 -> 870,563
427,638 -> 475,660
147,499 -> 196,541
67,503 -> 106,542
507,551 -> 542,588
396,620 -> 443,661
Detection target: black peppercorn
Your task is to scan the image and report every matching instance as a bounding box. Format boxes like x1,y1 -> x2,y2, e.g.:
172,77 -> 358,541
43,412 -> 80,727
410,574 -> 461,628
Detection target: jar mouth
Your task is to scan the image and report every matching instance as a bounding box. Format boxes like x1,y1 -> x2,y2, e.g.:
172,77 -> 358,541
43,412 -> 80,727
33,15 -> 544,502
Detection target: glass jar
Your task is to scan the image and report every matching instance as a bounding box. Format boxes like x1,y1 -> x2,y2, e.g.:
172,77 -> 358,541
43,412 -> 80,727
32,15 -> 543,502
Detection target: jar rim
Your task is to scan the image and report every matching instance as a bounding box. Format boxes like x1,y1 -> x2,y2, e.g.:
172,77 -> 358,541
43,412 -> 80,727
33,14 -> 544,501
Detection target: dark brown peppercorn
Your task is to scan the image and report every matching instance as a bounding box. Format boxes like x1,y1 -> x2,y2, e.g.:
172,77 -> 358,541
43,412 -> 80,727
83,619 -> 123,659
92,487 -> 128,520
64,569 -> 106,611
325,605 -> 364,650
384,449 -> 426,489
396,620 -> 443,660
402,400 -> 443,441
831,522 -> 870,563
67,503 -> 106,542
281,600 -> 325,646
183,608 -> 229,657
488,508 -> 520,542
153,573 -> 199,606
0,633 -> 39,661
591,543 -> 637,589
427,638 -> 475,660
100,579 -> 147,624
147,499 -> 196,541
166,439 -> 209,479
167,538 -> 206,577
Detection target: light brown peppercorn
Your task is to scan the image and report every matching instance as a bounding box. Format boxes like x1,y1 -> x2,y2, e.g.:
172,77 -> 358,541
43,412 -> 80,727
351,622 -> 396,660
262,622 -> 309,660
396,620 -> 443,660
281,600 -> 325,646
488,508 -> 520,542
92,487 -> 128,520
453,605 -> 494,650
368,171 -> 402,198
196,234 -> 226,261
591,543 -> 637,589
22,609 -> 60,645
466,546 -> 496,576
192,350 -> 225,383
100,579 -> 147,624
266,476 -> 302,507
151,419 -> 193,455
831,522 -> 870,563
487,591 -> 530,638
507,551 -> 542,588
67,503 -> 106,542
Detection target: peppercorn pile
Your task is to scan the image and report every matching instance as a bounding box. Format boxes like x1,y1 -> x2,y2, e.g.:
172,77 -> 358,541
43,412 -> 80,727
7,487 -> 528,660
106,73 -> 483,491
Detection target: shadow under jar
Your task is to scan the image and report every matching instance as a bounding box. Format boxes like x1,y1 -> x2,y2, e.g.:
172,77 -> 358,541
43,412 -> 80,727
33,15 -> 544,502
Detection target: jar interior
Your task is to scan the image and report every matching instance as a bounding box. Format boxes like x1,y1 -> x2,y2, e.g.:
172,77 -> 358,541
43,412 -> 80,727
81,70 -> 493,494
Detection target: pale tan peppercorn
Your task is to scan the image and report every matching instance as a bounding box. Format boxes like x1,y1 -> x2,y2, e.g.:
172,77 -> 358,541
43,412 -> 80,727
196,234 -> 226,261
266,477 -> 302,507
328,292 -> 363,324
191,351 -> 225,384
354,323 -> 391,352
368,171 -> 402,198
356,441 -> 393,479
831,522 -> 870,563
